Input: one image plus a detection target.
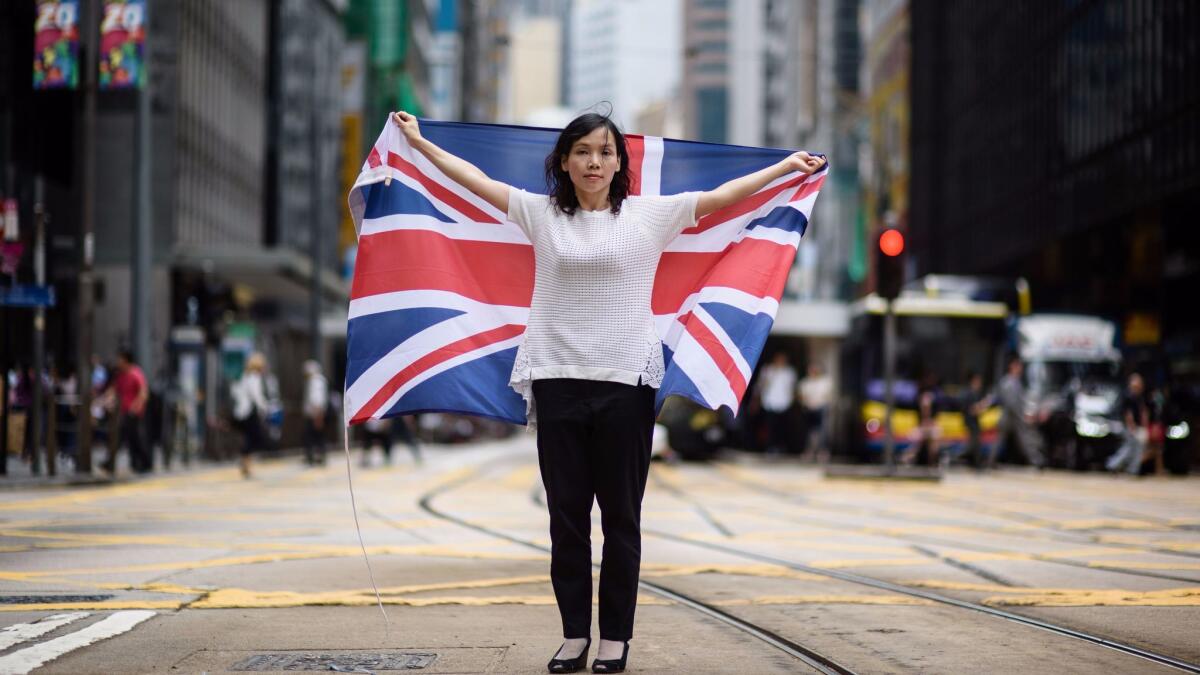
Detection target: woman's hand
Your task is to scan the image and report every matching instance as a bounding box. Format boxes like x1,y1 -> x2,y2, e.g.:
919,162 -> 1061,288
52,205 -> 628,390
392,111 -> 422,144
782,151 -> 826,175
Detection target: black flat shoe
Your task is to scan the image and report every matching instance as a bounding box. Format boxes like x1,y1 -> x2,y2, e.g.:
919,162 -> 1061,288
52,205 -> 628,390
591,642 -> 629,674
548,637 -> 590,674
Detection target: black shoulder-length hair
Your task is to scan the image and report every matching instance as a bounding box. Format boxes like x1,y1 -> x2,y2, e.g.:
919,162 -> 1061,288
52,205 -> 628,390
544,113 -> 632,216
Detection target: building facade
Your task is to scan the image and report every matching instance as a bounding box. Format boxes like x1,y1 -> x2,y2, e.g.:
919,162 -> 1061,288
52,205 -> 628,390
908,0 -> 1200,375
567,0 -> 682,130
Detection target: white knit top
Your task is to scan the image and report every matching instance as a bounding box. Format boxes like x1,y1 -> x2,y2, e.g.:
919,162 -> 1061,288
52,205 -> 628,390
507,188 -> 701,426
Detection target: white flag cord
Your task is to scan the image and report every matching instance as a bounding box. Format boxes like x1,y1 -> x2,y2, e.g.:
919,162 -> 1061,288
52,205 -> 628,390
343,414 -> 391,631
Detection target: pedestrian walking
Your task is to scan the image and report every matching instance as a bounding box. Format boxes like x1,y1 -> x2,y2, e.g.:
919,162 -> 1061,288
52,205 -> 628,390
302,360 -> 329,466
359,417 -> 391,467
391,109 -> 826,673
995,357 -> 1046,469
798,362 -> 832,460
231,352 -> 271,479
1106,373 -> 1149,475
757,352 -> 797,455
103,349 -> 151,475
389,415 -> 423,465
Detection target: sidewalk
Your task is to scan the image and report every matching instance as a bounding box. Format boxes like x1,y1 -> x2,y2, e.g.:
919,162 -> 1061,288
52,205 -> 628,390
0,447 -> 224,490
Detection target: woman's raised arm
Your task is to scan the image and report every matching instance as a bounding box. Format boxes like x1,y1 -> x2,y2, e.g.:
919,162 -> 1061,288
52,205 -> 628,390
392,111 -> 511,214
695,151 -> 825,219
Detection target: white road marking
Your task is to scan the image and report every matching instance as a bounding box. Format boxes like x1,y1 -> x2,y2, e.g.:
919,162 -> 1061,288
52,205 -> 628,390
0,613 -> 90,651
0,610 -> 154,674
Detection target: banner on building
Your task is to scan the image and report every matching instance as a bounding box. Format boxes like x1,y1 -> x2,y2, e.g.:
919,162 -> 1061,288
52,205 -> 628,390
339,41 -> 368,278
33,0 -> 80,90
99,0 -> 146,90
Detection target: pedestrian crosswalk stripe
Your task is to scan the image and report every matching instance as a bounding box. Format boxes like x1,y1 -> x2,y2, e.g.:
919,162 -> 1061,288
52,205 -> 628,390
0,610 -> 154,674
0,613 -> 90,651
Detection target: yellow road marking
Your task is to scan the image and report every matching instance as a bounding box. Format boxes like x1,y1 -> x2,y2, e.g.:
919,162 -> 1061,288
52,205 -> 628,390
809,557 -> 932,569
983,588 -> 1200,607
191,589 -> 668,609
0,600 -> 183,612
718,595 -> 932,606
1087,561 -> 1200,571
1056,519 -> 1170,531
641,563 -> 826,581
1,545 -> 546,578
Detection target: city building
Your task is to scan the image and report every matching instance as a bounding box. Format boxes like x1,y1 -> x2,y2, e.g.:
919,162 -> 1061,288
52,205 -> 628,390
908,0 -> 1200,376
567,0 -> 682,130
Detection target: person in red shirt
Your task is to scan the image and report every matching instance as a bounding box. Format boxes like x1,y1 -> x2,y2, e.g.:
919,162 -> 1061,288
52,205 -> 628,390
103,349 -> 151,475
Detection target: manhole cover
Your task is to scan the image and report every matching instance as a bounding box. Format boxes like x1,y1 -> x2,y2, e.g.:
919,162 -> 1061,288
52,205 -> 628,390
230,652 -> 437,671
0,595 -> 114,604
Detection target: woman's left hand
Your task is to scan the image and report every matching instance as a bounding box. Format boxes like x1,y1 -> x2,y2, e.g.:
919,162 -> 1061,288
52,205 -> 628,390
783,151 -> 826,175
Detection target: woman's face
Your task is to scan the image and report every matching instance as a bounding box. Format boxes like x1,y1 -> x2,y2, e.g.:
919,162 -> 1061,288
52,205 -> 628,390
561,125 -> 621,203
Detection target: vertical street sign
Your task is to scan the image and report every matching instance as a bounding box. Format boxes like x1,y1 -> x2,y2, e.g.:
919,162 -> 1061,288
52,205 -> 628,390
33,0 -> 81,90
99,0 -> 146,90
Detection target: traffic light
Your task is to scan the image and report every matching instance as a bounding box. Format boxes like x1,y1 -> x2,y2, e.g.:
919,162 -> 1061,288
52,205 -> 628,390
875,228 -> 905,300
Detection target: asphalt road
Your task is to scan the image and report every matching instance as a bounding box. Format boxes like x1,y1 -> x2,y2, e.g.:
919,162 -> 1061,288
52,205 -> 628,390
2,435 -> 1199,673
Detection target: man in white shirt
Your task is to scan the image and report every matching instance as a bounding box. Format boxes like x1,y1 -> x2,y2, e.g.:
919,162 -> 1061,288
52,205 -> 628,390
757,352 -> 798,455
302,360 -> 329,466
799,363 -> 832,460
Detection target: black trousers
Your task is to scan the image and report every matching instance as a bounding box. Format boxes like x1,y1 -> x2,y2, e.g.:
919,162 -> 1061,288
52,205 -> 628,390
303,418 -> 326,464
533,378 -> 656,642
106,414 -> 149,473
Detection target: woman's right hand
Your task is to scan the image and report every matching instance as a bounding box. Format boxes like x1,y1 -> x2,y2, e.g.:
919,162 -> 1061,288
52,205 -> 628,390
392,111 -> 422,143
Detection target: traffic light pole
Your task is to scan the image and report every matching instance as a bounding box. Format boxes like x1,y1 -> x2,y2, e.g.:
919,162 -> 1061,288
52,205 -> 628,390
76,0 -> 99,475
882,297 -> 897,473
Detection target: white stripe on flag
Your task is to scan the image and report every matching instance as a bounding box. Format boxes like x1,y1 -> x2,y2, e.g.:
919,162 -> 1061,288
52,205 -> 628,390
641,136 -> 664,197
358,213 -> 531,245
349,289 -> 529,322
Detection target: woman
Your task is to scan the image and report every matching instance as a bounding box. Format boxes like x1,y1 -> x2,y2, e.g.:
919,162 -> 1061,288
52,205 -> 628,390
392,110 -> 824,673
231,352 -> 271,479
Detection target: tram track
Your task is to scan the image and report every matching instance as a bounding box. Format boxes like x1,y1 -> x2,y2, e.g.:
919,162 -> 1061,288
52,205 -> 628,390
416,462 -> 858,675
707,463 -> 1200,584
417,455 -> 1200,673
652,463 -> 1200,673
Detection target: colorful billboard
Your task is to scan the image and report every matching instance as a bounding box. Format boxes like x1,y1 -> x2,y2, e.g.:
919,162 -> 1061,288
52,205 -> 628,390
33,0 -> 80,90
99,0 -> 146,90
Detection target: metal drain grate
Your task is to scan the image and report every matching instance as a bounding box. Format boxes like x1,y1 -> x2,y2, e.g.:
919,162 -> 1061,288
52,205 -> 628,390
0,594 -> 115,604
230,652 -> 437,671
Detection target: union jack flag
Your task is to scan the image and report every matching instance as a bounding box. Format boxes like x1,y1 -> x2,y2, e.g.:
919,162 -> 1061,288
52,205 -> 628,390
345,119 -> 826,426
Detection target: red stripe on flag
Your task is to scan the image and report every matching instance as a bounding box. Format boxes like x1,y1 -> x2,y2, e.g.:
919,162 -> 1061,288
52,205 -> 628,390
386,151 -> 501,224
351,323 -> 526,423
351,229 -> 534,306
651,238 -> 799,314
678,311 -> 748,399
790,174 -> 825,202
367,146 -> 382,168
626,134 -> 644,196
692,174 -> 809,233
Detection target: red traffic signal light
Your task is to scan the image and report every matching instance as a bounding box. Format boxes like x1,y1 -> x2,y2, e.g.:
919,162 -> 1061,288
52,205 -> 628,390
879,228 -> 904,256
875,228 -> 905,300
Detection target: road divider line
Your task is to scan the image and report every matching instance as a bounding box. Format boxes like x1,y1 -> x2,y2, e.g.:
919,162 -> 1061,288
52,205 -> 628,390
0,612 -> 90,651
0,610 -> 154,674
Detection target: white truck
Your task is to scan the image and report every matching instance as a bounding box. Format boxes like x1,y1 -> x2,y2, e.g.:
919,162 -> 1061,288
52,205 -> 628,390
1013,314 -> 1123,469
